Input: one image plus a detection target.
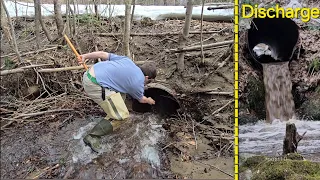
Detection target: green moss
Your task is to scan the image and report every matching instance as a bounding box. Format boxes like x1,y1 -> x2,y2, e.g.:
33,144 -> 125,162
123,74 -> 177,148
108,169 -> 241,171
240,156 -> 267,172
240,155 -> 320,180
251,159 -> 320,180
285,153 -> 304,160
308,58 -> 320,74
4,57 -> 15,70
246,76 -> 266,119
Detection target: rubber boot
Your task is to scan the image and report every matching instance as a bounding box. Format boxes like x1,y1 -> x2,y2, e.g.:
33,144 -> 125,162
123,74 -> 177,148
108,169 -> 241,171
83,118 -> 113,153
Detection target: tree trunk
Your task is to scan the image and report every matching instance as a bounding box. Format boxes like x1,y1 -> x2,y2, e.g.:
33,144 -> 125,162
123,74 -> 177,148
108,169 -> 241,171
53,0 -> 64,38
93,0 -> 99,19
1,0 -> 22,62
164,0 -> 167,5
34,0 -> 40,49
283,123 -> 305,155
123,0 -> 132,58
1,1 -> 11,43
70,3 -> 76,36
200,0 -> 205,63
66,0 -> 70,35
177,0 -> 193,72
36,0 -> 52,42
14,0 -> 18,17
131,0 -> 136,24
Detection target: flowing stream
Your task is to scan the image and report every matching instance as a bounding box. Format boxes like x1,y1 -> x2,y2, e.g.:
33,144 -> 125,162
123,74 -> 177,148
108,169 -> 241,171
240,61 -> 320,160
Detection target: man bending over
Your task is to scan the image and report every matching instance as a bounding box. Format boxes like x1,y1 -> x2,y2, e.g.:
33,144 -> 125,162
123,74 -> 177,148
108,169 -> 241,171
78,51 -> 156,152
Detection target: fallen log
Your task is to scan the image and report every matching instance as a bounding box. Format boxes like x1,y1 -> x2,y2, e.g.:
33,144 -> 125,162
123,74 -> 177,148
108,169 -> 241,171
14,109 -> 74,119
0,61 -> 150,75
1,46 -> 60,58
96,30 -> 226,37
207,5 -> 234,10
168,40 -> 233,53
157,14 -> 233,22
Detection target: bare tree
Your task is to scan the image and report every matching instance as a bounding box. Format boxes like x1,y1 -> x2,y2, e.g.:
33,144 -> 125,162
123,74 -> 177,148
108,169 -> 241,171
177,0 -> 193,72
1,0 -> 22,62
123,0 -> 132,58
34,0 -> 40,48
93,0 -> 100,19
66,0 -> 70,35
200,0 -> 204,63
70,1 -> 77,36
131,0 -> 136,24
35,0 -> 52,42
54,0 -> 64,38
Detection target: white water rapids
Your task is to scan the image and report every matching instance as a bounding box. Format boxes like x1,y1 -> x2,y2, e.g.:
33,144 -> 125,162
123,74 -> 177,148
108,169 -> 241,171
239,119 -> 320,156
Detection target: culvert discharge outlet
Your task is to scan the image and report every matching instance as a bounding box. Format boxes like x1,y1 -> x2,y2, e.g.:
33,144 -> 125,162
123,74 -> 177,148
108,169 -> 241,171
131,83 -> 180,116
247,12 -> 300,65
246,14 -> 300,123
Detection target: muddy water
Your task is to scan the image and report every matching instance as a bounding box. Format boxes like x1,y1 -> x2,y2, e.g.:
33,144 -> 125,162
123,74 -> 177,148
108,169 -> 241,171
69,113 -> 166,179
239,120 -> 320,158
0,113 -> 167,179
262,62 -> 296,123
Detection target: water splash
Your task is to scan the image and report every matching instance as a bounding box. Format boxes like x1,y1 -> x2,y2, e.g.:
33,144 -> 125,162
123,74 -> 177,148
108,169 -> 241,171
239,119 -> 320,155
68,114 -> 165,168
70,121 -> 113,165
262,62 -> 296,122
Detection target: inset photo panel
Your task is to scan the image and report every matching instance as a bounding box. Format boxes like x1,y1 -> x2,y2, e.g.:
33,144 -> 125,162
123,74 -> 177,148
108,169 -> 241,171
238,0 -> 320,180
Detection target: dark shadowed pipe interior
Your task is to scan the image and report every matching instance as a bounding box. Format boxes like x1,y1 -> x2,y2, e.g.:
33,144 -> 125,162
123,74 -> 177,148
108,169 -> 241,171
247,12 -> 300,66
131,83 -> 180,116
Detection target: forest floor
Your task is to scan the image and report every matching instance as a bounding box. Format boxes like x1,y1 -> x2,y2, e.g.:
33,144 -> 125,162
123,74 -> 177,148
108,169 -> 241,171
1,15 -> 234,179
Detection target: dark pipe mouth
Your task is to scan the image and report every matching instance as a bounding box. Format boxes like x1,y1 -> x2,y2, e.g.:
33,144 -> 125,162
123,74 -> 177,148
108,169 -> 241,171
131,83 -> 180,116
247,12 -> 299,64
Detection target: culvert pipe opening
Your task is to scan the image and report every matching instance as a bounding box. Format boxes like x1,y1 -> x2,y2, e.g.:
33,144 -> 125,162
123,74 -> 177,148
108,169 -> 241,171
247,12 -> 299,64
131,83 -> 180,116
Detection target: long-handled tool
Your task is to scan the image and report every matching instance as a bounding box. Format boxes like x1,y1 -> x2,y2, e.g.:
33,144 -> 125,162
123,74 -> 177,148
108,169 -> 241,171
63,34 -> 89,70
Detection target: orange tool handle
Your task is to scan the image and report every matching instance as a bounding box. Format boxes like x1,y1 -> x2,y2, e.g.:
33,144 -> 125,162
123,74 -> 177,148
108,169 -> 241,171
64,34 -> 89,70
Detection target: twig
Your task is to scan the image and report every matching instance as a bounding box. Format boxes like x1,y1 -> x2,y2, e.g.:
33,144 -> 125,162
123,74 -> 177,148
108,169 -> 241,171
161,142 -> 176,151
192,120 -> 198,150
59,115 -> 74,128
13,109 -> 73,119
205,92 -> 233,96
194,160 -> 234,178
189,87 -> 221,94
33,67 -> 51,97
1,46 -> 61,58
113,171 -> 120,179
167,40 -> 233,53
211,100 -> 234,116
297,131 -> 307,143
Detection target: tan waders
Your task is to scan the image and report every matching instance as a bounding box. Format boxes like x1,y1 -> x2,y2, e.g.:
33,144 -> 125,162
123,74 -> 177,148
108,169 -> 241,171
83,90 -> 130,153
